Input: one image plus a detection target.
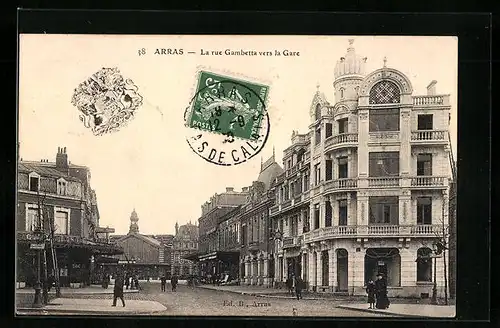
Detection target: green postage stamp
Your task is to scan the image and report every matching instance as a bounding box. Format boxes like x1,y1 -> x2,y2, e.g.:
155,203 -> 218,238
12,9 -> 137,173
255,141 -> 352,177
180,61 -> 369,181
185,71 -> 269,142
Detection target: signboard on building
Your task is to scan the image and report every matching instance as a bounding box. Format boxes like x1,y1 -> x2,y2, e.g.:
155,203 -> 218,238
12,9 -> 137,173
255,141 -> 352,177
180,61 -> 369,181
30,243 -> 45,250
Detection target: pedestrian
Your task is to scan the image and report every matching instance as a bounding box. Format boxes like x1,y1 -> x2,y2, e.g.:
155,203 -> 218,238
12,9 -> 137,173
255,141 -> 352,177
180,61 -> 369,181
366,280 -> 376,309
112,273 -> 126,307
160,275 -> 167,292
102,274 -> 108,289
47,275 -> 54,292
374,273 -> 390,309
294,276 -> 304,300
171,274 -> 178,292
134,276 -> 140,291
124,274 -> 130,290
286,276 -> 294,296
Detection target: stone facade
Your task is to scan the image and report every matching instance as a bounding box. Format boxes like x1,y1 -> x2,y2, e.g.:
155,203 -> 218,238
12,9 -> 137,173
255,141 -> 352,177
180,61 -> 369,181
270,40 -> 454,298
171,222 -> 199,277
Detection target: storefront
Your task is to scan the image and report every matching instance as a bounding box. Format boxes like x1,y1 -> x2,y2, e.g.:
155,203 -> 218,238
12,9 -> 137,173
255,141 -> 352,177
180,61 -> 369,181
16,232 -> 123,288
196,251 -> 240,281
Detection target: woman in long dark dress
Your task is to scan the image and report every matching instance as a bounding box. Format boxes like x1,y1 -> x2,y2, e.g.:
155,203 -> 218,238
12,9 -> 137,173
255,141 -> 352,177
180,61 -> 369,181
374,273 -> 390,309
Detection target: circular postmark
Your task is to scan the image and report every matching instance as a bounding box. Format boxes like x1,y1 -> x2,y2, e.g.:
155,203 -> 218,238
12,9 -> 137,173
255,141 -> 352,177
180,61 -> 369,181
184,71 -> 270,166
71,67 -> 143,136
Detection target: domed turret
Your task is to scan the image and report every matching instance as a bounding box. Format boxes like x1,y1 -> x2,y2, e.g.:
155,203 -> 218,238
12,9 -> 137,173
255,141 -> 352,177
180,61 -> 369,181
333,39 -> 367,104
334,39 -> 367,80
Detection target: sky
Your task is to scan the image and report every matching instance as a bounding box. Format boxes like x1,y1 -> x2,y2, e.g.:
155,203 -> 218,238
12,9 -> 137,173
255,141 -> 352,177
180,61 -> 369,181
18,35 -> 457,235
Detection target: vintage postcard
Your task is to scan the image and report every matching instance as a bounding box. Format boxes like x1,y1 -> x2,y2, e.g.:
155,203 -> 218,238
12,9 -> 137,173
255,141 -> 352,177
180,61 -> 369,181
16,34 -> 457,318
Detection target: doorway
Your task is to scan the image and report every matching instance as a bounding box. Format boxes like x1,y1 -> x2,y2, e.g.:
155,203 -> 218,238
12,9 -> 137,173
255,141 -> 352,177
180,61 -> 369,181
336,249 -> 348,292
321,251 -> 329,286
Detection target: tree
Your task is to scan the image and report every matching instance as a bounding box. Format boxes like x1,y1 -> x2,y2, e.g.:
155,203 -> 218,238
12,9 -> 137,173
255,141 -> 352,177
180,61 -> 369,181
36,190 -> 62,298
418,191 -> 450,305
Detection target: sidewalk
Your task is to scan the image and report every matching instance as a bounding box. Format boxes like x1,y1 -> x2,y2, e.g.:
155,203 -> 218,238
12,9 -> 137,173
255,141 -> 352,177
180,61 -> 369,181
337,303 -> 456,318
16,285 -> 139,295
197,284 -> 286,296
17,298 -> 167,315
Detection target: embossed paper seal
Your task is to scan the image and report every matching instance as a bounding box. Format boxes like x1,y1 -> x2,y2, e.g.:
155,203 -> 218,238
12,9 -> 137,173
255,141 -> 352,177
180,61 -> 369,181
71,68 -> 143,136
184,70 -> 271,166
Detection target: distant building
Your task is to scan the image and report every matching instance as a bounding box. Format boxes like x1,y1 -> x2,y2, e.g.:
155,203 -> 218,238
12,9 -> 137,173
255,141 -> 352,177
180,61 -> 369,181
107,210 -> 172,279
16,147 -> 122,288
191,187 -> 249,279
171,221 -> 199,277
239,152 -> 284,287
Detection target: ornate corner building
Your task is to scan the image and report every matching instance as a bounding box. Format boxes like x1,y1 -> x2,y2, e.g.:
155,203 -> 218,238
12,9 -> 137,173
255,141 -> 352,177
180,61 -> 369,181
270,40 -> 455,298
16,147 -> 123,288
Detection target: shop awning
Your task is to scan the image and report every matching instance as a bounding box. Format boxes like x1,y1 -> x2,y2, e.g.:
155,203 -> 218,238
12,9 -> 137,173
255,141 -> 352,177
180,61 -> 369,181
198,251 -> 240,262
17,231 -> 124,255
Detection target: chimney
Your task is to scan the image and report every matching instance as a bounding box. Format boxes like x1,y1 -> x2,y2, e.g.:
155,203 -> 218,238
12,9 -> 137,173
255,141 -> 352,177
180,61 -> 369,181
226,187 -> 234,192
56,146 -> 69,173
427,80 -> 437,95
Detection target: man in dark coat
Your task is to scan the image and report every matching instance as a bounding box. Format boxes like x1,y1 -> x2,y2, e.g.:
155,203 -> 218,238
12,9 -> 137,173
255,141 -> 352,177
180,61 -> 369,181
286,276 -> 294,295
374,273 -> 390,309
112,273 -> 125,307
171,274 -> 178,292
160,275 -> 167,292
294,276 -> 304,300
124,274 -> 130,290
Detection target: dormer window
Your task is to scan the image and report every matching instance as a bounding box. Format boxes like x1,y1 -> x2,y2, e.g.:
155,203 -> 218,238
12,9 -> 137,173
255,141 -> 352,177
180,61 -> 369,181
28,172 -> 40,192
57,178 -> 67,195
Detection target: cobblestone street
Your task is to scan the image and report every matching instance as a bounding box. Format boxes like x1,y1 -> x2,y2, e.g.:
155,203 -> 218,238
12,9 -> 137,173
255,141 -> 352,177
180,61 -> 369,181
53,282 -> 391,317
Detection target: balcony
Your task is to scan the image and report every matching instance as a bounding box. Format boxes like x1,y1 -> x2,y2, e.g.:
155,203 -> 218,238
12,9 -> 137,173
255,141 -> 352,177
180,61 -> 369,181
367,177 -> 401,187
270,205 -> 279,215
411,176 -> 447,189
412,95 -> 450,107
282,199 -> 292,209
368,131 -> 400,144
325,133 -> 358,151
302,224 -> 447,242
410,130 -> 447,145
282,236 -> 303,249
324,178 -> 358,192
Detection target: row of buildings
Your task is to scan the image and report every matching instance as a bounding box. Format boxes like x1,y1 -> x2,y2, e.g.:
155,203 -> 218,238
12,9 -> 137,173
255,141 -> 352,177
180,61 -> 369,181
188,40 -> 456,298
16,146 -> 200,289
106,212 -> 199,279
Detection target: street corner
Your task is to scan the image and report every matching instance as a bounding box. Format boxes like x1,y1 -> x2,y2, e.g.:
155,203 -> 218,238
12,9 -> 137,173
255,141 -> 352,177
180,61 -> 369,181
18,298 -> 168,315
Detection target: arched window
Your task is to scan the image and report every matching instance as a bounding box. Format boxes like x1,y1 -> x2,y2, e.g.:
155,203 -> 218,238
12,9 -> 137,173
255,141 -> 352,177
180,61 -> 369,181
340,88 -> 345,99
416,247 -> 433,282
369,80 -> 400,104
315,104 -> 321,121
